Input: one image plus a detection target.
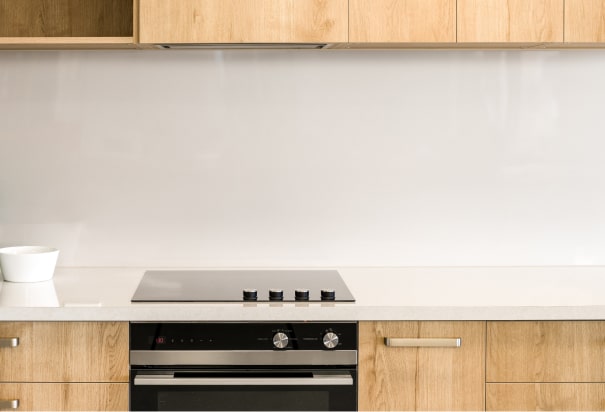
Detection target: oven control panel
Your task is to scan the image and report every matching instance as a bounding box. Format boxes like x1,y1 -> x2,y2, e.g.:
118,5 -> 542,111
130,322 -> 357,351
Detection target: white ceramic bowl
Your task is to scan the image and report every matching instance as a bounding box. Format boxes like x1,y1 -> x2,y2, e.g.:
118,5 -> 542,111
0,246 -> 59,283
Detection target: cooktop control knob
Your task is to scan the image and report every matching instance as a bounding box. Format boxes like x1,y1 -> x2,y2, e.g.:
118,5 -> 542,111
243,289 -> 258,301
295,289 -> 310,301
321,289 -> 336,301
273,332 -> 289,349
269,289 -> 284,301
323,332 -> 339,349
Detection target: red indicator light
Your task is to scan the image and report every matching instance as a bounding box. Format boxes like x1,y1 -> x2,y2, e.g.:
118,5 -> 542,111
155,337 -> 166,344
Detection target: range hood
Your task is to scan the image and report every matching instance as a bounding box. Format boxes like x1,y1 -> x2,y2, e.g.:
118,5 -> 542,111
156,43 -> 327,50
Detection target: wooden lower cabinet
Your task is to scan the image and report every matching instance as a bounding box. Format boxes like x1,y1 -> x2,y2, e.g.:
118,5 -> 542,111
0,322 -> 129,382
0,322 -> 129,412
486,383 -> 605,411
358,321 -> 485,411
487,321 -> 605,383
0,383 -> 128,411
487,321 -> 605,411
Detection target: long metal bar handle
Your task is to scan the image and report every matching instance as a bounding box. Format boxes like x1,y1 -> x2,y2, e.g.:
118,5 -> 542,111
384,337 -> 462,348
0,338 -> 19,348
0,400 -> 19,409
134,373 -> 354,387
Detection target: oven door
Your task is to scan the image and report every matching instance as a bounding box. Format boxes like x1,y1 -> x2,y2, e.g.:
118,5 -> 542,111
130,369 -> 357,411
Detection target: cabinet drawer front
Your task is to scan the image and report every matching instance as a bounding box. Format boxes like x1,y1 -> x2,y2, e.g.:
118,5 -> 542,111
139,0 -> 348,44
458,0 -> 564,42
565,0 -> 605,42
0,322 -> 128,383
359,321 -> 485,411
349,0 -> 455,43
487,321 -> 605,382
0,383 -> 128,411
487,383 -> 605,411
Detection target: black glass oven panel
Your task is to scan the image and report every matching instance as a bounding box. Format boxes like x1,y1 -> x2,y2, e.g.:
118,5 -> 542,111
130,322 -> 358,351
130,376 -> 356,411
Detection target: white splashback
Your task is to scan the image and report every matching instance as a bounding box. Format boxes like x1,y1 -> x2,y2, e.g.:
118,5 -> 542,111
1,50 -> 604,267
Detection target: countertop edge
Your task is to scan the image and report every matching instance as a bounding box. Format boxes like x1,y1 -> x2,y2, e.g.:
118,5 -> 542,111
2,305 -> 605,322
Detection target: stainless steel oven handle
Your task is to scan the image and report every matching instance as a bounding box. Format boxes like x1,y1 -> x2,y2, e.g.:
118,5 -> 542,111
134,373 -> 354,386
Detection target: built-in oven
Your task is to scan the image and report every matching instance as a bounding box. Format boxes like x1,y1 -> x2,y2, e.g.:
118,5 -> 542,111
130,322 -> 358,411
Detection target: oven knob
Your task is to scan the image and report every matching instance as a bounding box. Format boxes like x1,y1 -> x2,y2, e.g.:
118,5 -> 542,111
243,289 -> 258,301
269,289 -> 284,301
295,289 -> 310,301
323,332 -> 339,349
273,332 -> 289,349
321,289 -> 336,301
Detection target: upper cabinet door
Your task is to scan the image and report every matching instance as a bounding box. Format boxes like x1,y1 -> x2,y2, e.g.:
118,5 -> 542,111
349,0 -> 455,43
458,0 -> 564,42
565,0 -> 605,42
139,0 -> 348,44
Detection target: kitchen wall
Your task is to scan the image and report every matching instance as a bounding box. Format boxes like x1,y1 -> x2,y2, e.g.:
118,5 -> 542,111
1,50 -> 604,267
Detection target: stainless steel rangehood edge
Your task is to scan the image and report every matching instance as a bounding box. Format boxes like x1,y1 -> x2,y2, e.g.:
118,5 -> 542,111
155,43 -> 328,49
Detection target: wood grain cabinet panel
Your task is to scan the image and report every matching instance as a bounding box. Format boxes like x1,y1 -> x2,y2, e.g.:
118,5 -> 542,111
0,0 -> 136,48
458,0 -> 564,42
565,0 -> 605,42
139,0 -> 348,44
487,321 -> 605,382
349,0 -> 456,43
0,0 -> 133,37
0,322 -> 129,383
486,383 -> 605,411
0,383 -> 128,411
358,321 -> 485,411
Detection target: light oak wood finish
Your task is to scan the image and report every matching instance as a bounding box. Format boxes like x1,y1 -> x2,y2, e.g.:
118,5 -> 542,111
0,0 -> 133,38
358,321 -> 485,411
458,0 -> 564,42
0,322 -> 128,383
349,0 -> 455,43
0,383 -> 128,411
487,321 -> 605,382
139,0 -> 348,44
565,0 -> 605,42
486,383 -> 605,411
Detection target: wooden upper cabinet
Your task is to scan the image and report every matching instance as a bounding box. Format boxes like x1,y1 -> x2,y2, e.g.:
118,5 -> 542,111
138,0 -> 348,44
349,0 -> 456,43
359,321 -> 485,411
458,0 -> 564,42
0,0 -> 136,47
565,0 -> 605,42
0,322 -> 129,383
487,321 -> 605,383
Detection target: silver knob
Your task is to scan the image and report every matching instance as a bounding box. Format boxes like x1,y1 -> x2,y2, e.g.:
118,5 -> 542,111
323,332 -> 339,349
273,332 -> 289,349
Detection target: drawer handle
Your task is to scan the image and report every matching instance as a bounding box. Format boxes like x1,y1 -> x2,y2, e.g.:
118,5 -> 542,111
0,338 -> 19,348
0,399 -> 19,409
384,338 -> 462,348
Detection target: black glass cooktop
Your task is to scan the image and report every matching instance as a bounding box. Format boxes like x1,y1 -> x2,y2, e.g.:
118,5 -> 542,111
131,270 -> 355,303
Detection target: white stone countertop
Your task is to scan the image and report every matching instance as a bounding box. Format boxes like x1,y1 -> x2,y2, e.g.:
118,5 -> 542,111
0,267 -> 604,321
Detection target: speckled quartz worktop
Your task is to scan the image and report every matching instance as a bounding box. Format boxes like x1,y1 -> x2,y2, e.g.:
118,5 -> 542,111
0,267 -> 604,321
